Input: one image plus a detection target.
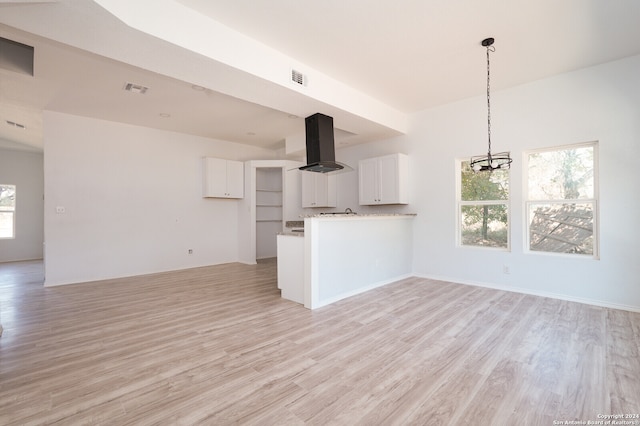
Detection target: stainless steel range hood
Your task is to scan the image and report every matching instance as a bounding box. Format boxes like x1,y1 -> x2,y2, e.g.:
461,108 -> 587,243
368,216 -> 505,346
299,113 -> 350,173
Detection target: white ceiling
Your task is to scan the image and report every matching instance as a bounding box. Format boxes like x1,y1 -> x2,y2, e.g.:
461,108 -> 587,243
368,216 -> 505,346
1,0 -> 640,153
0,22 -> 306,152
177,0 -> 640,112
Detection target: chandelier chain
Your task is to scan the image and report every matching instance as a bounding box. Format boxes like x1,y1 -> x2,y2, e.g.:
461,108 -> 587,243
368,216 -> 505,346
486,44 -> 494,156
470,38 -> 511,172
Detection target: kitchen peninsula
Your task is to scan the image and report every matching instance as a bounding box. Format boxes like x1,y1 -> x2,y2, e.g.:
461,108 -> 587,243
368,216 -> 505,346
277,213 -> 415,309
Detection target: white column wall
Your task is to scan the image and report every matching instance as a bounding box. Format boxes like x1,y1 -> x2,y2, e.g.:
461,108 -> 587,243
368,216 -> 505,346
0,148 -> 44,262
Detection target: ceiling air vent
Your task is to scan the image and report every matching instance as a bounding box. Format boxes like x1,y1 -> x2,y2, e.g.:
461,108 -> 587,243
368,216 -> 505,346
123,82 -> 148,94
291,69 -> 306,86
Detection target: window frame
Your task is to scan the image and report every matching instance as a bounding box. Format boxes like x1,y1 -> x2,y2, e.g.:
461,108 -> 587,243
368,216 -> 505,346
523,141 -> 599,259
456,159 -> 511,251
0,184 -> 16,240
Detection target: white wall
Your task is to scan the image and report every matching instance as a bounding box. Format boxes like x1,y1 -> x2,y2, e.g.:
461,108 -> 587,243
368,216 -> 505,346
0,148 -> 44,262
337,54 -> 640,311
43,111 -> 276,285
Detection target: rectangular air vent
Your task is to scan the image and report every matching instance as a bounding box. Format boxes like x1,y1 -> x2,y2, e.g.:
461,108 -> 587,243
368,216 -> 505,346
123,82 -> 148,94
6,120 -> 26,129
291,69 -> 306,86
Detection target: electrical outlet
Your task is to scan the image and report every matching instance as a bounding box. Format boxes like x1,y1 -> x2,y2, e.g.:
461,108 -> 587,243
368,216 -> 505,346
502,265 -> 510,275
55,206 -> 65,214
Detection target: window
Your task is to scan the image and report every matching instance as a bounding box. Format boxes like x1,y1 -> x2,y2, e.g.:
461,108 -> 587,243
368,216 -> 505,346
457,160 -> 510,249
0,184 -> 16,239
525,142 -> 597,257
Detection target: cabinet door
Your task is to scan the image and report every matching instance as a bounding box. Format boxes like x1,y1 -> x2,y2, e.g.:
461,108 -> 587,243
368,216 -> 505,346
301,172 -> 317,207
317,174 -> 337,207
225,160 -> 244,198
358,158 -> 379,205
378,155 -> 399,204
203,157 -> 228,197
301,173 -> 337,207
381,153 -> 408,204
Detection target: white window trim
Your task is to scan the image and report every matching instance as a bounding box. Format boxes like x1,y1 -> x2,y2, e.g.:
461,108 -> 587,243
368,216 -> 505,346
523,141 -> 599,259
0,211 -> 15,239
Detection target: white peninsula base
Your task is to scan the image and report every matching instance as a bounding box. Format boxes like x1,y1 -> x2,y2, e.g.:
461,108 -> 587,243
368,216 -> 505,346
276,234 -> 304,304
277,214 -> 415,309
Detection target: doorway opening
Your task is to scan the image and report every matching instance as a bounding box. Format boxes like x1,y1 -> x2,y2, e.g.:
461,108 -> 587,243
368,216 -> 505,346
255,167 -> 283,260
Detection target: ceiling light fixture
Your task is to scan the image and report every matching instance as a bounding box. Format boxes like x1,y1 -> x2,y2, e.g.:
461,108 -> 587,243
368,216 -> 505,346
470,37 -> 512,172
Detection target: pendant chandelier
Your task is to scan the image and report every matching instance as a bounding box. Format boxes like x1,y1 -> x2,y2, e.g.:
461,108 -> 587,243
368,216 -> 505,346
470,37 -> 512,172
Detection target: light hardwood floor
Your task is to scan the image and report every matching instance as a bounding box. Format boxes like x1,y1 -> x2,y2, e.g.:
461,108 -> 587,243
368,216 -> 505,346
1,259 -> 639,425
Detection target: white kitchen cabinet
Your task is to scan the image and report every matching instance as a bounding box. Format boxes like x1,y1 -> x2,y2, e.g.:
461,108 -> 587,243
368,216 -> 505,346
202,157 -> 244,198
301,172 -> 337,208
358,153 -> 408,205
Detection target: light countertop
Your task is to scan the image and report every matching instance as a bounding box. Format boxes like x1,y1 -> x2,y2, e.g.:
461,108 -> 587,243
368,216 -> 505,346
301,213 -> 416,218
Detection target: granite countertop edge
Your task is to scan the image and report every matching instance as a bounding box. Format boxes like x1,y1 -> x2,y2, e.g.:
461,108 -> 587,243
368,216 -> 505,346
300,213 -> 417,218
278,232 -> 305,237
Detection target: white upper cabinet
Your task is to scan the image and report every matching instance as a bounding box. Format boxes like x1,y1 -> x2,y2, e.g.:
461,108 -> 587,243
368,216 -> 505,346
301,172 -> 337,208
202,157 -> 244,199
358,153 -> 408,205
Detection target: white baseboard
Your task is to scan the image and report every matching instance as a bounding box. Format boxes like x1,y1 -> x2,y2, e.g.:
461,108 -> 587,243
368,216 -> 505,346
413,273 -> 640,313
311,273 -> 414,310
